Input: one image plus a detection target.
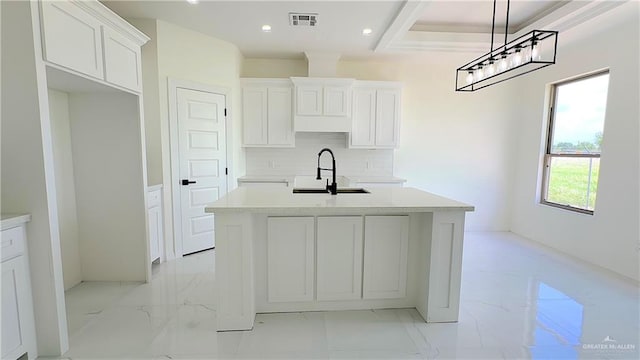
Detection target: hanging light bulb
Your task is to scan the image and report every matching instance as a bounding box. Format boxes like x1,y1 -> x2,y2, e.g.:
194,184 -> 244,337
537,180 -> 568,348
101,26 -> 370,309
522,45 -> 531,62
475,67 -> 485,81
485,61 -> 495,77
466,71 -> 474,84
511,48 -> 523,67
531,41 -> 541,60
498,54 -> 509,72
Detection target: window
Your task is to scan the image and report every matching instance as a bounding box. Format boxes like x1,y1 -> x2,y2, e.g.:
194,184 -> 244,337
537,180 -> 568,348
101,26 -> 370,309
542,71 -> 609,214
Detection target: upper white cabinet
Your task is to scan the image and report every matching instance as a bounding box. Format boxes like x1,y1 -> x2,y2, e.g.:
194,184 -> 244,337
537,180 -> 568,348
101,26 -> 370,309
102,27 -> 142,91
38,0 -> 148,92
291,77 -> 354,132
242,79 -> 294,147
350,81 -> 402,149
40,0 -> 104,80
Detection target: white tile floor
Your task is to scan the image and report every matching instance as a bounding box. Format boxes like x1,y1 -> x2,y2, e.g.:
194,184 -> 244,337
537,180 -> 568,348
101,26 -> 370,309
55,232 -> 639,359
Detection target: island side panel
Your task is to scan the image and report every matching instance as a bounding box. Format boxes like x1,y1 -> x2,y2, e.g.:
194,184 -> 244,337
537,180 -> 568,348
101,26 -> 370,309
424,210 -> 466,322
215,212 -> 256,331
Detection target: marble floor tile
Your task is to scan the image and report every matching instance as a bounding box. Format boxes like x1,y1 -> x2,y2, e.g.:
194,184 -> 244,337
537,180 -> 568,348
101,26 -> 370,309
58,232 -> 639,359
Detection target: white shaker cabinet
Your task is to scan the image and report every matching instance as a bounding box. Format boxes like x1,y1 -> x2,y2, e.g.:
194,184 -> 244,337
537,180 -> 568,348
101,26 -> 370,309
242,79 -> 294,147
267,217 -> 314,302
316,216 -> 363,301
350,82 -> 402,149
363,215 -> 409,299
147,186 -> 163,263
291,77 -> 354,132
39,0 -> 104,80
102,27 -> 143,92
38,0 -> 147,92
1,217 -> 37,360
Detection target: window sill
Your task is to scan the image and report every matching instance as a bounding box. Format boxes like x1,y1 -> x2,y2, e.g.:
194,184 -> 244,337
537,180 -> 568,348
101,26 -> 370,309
540,200 -> 594,215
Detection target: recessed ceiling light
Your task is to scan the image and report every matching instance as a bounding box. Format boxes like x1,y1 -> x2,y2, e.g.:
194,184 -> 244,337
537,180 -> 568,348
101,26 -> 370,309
186,0 -> 199,4
362,28 -> 373,36
262,25 -> 272,32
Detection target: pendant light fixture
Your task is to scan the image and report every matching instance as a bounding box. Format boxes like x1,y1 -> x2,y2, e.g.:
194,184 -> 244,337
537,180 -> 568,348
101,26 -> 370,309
456,0 -> 558,92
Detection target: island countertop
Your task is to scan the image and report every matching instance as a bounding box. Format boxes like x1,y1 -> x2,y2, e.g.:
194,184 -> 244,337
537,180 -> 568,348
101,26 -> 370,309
205,187 -> 474,214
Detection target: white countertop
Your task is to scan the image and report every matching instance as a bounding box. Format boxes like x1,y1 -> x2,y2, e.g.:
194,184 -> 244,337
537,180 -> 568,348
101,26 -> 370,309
1,213 -> 32,230
237,175 -> 293,183
205,187 -> 473,214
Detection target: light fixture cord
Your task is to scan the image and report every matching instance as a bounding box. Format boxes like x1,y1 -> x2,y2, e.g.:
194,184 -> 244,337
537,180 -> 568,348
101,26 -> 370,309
504,0 -> 510,46
490,0 -> 496,53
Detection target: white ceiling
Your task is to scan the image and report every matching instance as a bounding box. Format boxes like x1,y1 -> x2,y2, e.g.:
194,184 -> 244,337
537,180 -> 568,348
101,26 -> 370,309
102,0 -> 622,59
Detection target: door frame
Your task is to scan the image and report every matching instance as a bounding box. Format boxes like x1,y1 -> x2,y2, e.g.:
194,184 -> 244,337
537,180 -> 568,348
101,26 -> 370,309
167,78 -> 234,258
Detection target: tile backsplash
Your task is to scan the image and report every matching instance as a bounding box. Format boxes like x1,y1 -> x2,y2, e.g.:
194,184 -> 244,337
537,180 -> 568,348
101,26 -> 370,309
245,133 -> 394,176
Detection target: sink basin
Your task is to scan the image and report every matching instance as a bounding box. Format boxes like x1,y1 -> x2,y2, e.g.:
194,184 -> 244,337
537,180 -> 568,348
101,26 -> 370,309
292,188 -> 370,194
292,188 -> 329,194
336,188 -> 370,194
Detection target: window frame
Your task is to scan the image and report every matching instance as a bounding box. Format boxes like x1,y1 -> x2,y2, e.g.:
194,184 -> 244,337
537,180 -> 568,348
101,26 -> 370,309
540,70 -> 609,215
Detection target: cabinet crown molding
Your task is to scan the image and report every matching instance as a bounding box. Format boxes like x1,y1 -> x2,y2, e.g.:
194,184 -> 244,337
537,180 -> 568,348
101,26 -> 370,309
72,0 -> 150,46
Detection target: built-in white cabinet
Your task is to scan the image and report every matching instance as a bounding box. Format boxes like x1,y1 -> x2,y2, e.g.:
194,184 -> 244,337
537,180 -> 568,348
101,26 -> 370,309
242,79 -> 294,147
1,218 -> 37,360
39,0 -> 146,92
363,215 -> 409,299
267,217 -> 314,302
147,186 -> 163,263
350,82 -> 402,149
291,77 -> 354,132
316,216 -> 363,301
102,27 -> 142,91
265,214 -> 409,304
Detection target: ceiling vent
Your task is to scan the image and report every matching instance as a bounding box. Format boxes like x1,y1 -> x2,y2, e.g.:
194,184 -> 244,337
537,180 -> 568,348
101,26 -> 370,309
289,13 -> 318,27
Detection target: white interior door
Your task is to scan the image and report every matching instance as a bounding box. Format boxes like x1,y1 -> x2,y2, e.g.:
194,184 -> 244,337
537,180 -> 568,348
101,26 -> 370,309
177,88 -> 227,255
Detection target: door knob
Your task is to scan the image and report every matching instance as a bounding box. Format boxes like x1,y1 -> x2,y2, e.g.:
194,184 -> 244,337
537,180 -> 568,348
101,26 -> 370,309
181,179 -> 196,186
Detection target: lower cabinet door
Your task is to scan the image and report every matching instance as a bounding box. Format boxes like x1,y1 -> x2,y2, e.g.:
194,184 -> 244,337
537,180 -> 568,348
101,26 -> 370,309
363,215 -> 410,299
148,205 -> 161,262
317,216 -> 363,301
2,256 -> 27,360
267,217 -> 314,302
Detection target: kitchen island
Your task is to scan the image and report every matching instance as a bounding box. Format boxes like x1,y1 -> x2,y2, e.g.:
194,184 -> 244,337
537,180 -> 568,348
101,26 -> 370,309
205,186 -> 474,331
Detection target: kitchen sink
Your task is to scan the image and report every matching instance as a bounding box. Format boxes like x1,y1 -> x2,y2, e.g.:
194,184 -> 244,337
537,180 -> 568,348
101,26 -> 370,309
292,188 -> 330,194
292,188 -> 370,194
336,188 -> 370,194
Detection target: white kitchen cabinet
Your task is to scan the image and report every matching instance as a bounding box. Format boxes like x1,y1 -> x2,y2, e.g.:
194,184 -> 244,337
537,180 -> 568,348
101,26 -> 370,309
1,218 -> 37,360
102,26 -> 142,92
147,187 -> 163,263
242,79 -> 293,147
363,215 -> 409,299
39,0 -> 147,92
40,0 -> 104,80
350,82 -> 402,149
291,77 -> 354,132
317,216 -> 363,301
267,217 -> 314,302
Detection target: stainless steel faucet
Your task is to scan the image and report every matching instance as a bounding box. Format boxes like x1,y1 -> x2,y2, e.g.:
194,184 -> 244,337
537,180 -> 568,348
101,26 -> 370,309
317,148 -> 337,195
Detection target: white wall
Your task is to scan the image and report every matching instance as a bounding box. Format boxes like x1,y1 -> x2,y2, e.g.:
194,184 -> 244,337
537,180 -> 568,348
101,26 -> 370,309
133,19 -> 244,259
1,1 -> 68,355
509,2 -> 640,281
48,89 -> 82,290
67,92 -> 147,282
129,19 -> 163,187
242,55 -> 518,231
